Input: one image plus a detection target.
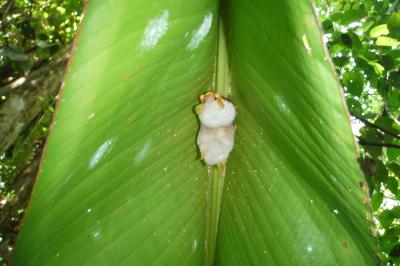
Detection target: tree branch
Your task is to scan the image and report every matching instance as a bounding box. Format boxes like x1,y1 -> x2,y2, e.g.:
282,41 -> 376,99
351,112 -> 400,139
358,139 -> 400,149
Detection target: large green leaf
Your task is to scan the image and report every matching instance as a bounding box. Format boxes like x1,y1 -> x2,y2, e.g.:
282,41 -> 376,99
13,0 -> 377,265
217,1 -> 377,265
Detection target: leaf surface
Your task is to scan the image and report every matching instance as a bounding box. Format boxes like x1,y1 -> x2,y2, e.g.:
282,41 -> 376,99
13,1 -> 218,265
13,0 -> 377,265
217,1 -> 377,265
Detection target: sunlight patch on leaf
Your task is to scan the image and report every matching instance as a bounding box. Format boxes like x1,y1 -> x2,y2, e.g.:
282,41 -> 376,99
140,10 -> 169,50
88,138 -> 115,170
188,12 -> 213,50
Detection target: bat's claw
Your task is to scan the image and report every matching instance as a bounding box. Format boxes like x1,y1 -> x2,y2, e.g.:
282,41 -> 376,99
217,161 -> 227,176
200,151 -> 205,161
195,104 -> 204,115
216,98 -> 225,108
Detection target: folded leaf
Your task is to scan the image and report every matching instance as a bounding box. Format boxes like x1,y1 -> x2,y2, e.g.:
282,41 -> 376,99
13,0 -> 377,265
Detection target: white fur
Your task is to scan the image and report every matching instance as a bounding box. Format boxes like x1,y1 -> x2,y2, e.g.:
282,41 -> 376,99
198,98 -> 236,128
197,124 -> 235,165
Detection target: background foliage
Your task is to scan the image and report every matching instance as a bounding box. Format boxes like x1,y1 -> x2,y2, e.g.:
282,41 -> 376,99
0,0 -> 83,264
0,0 -> 398,265
317,0 -> 400,264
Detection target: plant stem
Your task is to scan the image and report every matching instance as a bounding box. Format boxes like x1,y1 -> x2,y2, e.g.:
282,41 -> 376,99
358,139 -> 400,149
204,18 -> 230,266
351,112 -> 400,139
205,167 -> 225,266
216,18 -> 230,97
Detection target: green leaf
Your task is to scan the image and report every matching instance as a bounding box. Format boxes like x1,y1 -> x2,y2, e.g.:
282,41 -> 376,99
380,228 -> 400,254
369,24 -> 389,38
339,8 -> 367,25
332,55 -> 350,67
371,191 -> 384,210
386,177 -> 399,195
360,127 -> 383,158
380,55 -> 396,70
375,116 -> 400,135
342,71 -> 364,96
13,1 -> 377,265
321,19 -> 333,32
388,12 -> 400,39
388,71 -> 400,88
379,209 -> 395,228
376,79 -> 388,96
387,87 -> 400,113
374,160 -> 388,182
390,244 -> 400,259
376,36 -> 400,47
14,2 -> 218,265
388,163 -> 400,177
369,61 -> 385,76
348,31 -> 363,49
391,206 -> 400,218
385,49 -> 400,64
346,97 -> 362,116
387,147 -> 400,162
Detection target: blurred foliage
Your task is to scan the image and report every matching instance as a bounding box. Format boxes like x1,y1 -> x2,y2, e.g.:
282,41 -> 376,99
317,0 -> 400,264
0,0 -> 83,84
0,0 -> 83,264
0,0 -> 399,264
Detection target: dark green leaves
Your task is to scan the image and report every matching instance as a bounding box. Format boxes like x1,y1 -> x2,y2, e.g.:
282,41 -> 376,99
371,191 -> 384,209
319,9 -> 400,263
388,13 -> 400,39
342,71 -> 364,96
339,8 -> 367,25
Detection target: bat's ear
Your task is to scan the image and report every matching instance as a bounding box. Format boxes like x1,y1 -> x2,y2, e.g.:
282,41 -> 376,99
199,94 -> 205,103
